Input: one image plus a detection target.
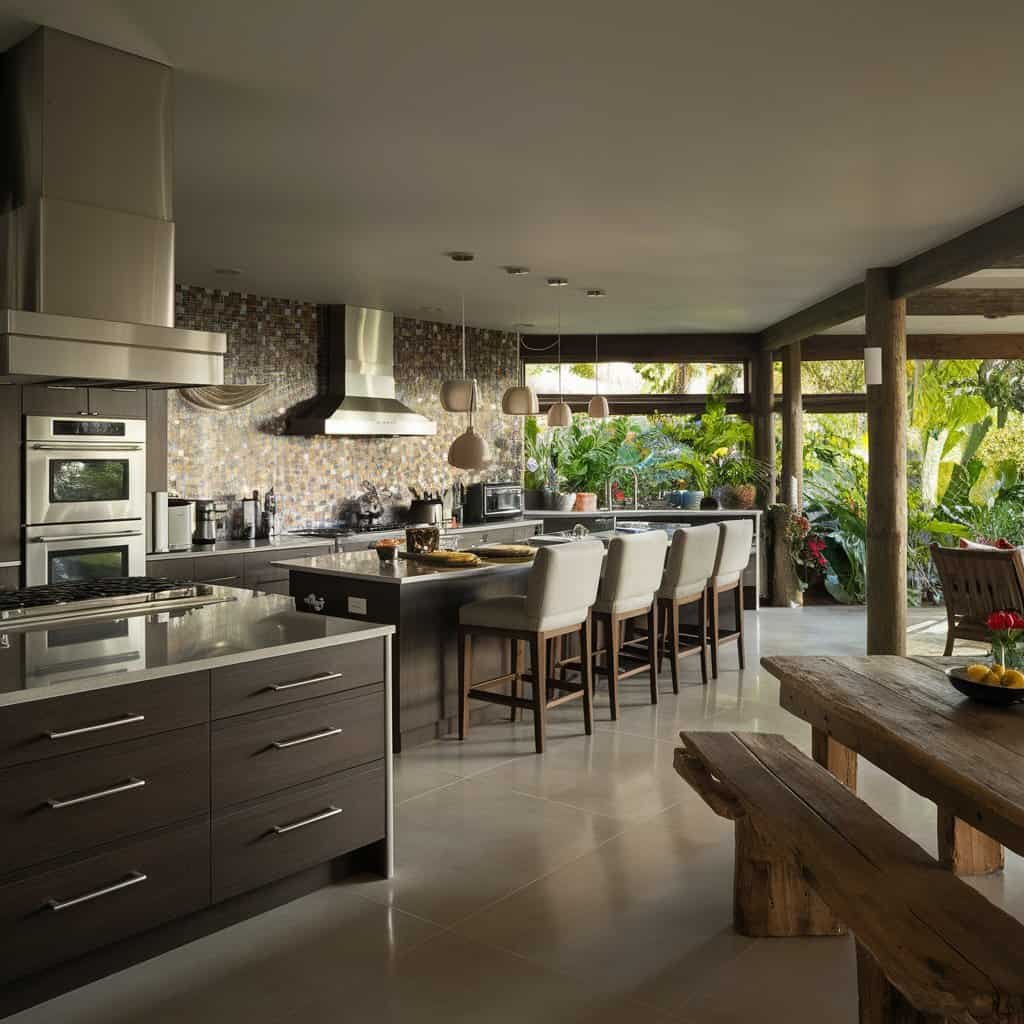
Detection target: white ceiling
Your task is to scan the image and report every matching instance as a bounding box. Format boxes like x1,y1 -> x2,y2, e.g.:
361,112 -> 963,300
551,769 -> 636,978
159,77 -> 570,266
3,1 -> 1024,335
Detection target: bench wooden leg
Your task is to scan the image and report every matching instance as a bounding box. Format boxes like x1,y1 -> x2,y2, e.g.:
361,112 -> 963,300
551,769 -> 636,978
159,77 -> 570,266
856,942 -> 945,1023
936,809 -> 1004,876
733,817 -> 846,937
811,728 -> 858,792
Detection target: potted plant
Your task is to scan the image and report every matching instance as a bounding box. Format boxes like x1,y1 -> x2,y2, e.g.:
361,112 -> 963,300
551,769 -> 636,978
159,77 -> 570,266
523,417 -> 555,509
710,450 -> 760,509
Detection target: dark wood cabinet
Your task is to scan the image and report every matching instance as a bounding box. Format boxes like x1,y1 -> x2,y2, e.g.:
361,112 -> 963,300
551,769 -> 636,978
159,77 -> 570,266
212,762 -> 384,902
146,555 -> 196,579
0,725 -> 209,872
86,387 -> 148,418
191,554 -> 244,586
0,384 -> 22,566
145,389 -> 168,492
0,817 -> 211,986
22,384 -> 91,416
211,686 -> 385,808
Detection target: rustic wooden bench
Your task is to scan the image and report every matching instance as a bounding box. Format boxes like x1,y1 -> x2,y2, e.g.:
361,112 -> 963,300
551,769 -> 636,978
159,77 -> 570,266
674,731 -> 1024,1024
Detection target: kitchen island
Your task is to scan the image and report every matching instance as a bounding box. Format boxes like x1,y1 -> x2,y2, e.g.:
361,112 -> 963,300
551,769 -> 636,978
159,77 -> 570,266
274,549 -> 534,750
0,587 -> 393,1017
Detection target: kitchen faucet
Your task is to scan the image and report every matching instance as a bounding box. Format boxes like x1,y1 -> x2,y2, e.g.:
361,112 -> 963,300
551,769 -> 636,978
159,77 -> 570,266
606,466 -> 640,511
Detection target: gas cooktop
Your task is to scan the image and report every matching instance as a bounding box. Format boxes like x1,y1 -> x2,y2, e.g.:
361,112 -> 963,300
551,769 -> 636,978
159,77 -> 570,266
0,577 -> 228,624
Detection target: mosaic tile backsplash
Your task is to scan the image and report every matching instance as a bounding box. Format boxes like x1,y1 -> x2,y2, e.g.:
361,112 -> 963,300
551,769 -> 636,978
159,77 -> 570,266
168,286 -> 522,529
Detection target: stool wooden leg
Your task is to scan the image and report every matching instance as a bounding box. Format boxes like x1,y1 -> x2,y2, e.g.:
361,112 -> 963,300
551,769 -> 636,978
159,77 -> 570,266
580,617 -> 594,736
458,627 -> 472,740
647,603 -> 659,705
668,600 -> 680,694
530,633 -> 547,754
698,591 -> 709,685
510,639 -> 523,722
811,728 -> 858,792
710,587 -> 720,679
608,615 -> 621,720
735,584 -> 745,669
856,942 -> 940,1023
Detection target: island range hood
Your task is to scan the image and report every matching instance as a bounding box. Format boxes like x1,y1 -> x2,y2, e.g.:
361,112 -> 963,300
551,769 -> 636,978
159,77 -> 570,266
289,305 -> 436,437
0,28 -> 225,387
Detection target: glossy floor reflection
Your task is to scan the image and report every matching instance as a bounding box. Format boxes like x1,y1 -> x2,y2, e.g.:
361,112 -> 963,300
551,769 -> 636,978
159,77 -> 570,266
10,606 -> 1021,1023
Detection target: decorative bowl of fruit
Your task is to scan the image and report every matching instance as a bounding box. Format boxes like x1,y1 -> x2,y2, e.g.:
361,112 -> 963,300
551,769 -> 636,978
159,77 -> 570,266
947,663 -> 1024,706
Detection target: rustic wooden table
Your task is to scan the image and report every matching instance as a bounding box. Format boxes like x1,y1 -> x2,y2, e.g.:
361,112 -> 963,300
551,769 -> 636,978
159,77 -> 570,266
762,654 -> 1024,875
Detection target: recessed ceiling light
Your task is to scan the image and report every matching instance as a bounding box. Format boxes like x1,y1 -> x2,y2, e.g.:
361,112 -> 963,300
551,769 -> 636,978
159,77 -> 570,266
585,289 -> 606,298
546,277 -> 568,287
504,266 -> 530,276
214,267 -> 243,277
447,251 -> 475,262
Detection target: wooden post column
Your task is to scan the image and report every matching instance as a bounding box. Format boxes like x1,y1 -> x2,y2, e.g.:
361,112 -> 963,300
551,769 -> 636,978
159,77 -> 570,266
781,341 -> 803,508
752,349 -> 777,506
865,268 -> 908,656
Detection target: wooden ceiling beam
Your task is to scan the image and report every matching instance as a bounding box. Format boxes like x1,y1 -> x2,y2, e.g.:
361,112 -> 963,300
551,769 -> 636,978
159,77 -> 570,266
801,333 -> 1024,361
758,283 -> 865,352
535,393 -> 749,415
906,288 -> 1024,317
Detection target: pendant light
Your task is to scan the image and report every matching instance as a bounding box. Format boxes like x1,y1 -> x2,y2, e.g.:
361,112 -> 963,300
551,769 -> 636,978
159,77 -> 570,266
547,290 -> 572,427
501,322 -> 539,415
440,255 -> 477,412
587,329 -> 609,419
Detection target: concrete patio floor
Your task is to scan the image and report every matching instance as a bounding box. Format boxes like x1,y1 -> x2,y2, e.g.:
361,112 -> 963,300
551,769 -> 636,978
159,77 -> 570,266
10,605 -> 1019,1024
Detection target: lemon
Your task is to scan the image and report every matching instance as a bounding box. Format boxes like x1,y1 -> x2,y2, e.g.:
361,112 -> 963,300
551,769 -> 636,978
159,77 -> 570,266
991,663 -> 1007,678
984,670 -> 1004,686
965,664 -> 990,682
1003,670 -> 1024,689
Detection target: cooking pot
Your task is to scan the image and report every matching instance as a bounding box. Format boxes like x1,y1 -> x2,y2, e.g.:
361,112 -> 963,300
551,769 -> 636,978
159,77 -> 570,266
408,498 -> 444,526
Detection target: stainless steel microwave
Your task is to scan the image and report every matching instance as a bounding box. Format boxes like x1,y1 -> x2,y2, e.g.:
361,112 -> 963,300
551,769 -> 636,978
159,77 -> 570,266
464,482 -> 523,523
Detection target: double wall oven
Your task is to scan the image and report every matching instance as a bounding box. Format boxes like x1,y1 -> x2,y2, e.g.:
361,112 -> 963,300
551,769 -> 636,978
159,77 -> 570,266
24,415 -> 147,586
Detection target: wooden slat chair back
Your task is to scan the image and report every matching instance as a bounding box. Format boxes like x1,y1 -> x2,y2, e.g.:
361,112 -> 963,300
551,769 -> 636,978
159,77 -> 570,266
930,543 -> 1024,655
674,730 -> 1024,1024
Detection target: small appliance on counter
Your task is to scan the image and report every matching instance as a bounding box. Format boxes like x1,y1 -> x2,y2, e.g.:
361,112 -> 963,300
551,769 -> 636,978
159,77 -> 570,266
192,499 -> 227,545
464,482 -> 523,524
147,491 -> 169,553
408,487 -> 444,527
167,499 -> 194,551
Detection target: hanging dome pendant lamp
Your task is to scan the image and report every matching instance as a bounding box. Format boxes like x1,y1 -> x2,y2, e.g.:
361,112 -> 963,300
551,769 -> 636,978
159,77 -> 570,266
446,291 -> 489,470
587,330 -> 609,419
501,324 -> 539,415
547,294 -> 572,428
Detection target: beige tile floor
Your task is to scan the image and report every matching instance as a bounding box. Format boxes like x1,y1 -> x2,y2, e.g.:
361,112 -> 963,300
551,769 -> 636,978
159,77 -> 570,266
10,606 -> 1023,1024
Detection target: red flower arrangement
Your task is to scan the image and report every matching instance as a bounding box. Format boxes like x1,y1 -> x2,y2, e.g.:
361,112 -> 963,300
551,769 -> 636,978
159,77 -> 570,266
987,610 -> 1024,667
987,610 -> 1024,633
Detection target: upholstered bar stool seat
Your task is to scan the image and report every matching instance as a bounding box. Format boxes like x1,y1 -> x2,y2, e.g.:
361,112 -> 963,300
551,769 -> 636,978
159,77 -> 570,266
457,542 -> 604,754
657,523 -> 719,689
587,531 -> 667,719
708,519 -> 754,678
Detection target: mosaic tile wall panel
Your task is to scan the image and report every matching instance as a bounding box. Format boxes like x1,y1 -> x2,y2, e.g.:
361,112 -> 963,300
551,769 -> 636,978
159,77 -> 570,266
168,285 -> 522,528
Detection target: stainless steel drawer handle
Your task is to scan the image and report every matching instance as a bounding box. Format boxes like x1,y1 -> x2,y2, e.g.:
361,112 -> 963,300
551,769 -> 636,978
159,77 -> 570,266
271,726 -> 343,749
47,777 -> 146,809
30,443 -> 144,452
47,713 -> 145,740
272,806 -> 343,835
46,871 -> 148,912
33,531 -> 144,544
269,671 -> 344,692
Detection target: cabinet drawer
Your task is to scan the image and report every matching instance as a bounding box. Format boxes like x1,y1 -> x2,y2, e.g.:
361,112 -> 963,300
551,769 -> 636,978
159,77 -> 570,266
87,387 -> 148,419
0,817 -> 210,985
213,763 -> 383,902
192,554 -> 244,586
0,725 -> 209,873
244,545 -> 332,586
22,384 -> 89,416
211,640 -> 383,718
146,556 -> 196,580
211,687 -> 385,808
0,672 -> 210,769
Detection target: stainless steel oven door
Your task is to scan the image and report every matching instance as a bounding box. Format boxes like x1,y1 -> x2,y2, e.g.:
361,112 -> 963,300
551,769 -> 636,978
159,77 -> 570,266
25,416 -> 146,525
25,522 -> 146,587
485,485 -> 523,519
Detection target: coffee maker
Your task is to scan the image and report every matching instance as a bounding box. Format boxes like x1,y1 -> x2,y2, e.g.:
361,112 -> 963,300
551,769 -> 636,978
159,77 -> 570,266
193,500 -> 226,545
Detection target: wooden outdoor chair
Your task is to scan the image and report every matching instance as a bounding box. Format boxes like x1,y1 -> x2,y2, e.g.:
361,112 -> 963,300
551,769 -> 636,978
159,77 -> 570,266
674,731 -> 1024,1023
930,543 -> 1024,655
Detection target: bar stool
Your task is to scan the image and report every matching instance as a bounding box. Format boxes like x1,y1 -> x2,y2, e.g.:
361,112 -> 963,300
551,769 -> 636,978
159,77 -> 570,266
590,531 -> 668,718
657,523 -> 720,689
457,541 -> 604,754
708,519 -> 754,678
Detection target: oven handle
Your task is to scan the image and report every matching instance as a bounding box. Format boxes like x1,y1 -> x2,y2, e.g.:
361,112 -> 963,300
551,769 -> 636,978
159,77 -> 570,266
30,530 -> 144,544
30,444 -> 144,452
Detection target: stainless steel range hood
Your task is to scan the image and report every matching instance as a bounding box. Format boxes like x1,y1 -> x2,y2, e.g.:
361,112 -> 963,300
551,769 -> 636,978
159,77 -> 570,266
0,28 -> 225,387
289,305 -> 436,437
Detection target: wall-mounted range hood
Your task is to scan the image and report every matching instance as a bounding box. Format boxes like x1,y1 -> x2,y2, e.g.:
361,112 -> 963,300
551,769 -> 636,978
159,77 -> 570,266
0,28 -> 225,387
289,305 -> 436,437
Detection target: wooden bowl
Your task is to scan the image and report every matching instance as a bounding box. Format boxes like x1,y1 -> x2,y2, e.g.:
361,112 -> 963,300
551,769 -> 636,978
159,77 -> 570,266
946,666 -> 1024,706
